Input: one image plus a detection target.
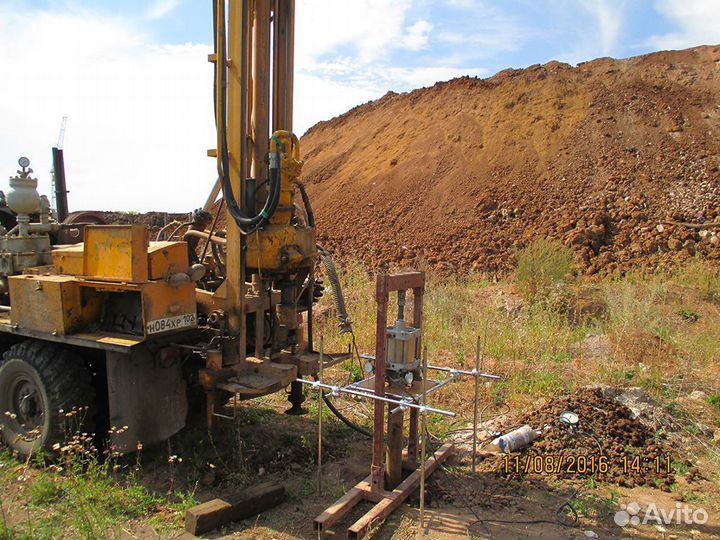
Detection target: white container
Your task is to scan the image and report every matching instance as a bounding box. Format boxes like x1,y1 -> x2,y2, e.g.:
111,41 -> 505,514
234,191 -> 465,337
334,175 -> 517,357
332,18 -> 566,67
494,424 -> 538,453
7,174 -> 40,215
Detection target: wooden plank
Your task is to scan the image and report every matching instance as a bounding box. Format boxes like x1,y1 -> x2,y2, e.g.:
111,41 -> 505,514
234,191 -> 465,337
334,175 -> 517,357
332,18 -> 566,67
348,444 -> 454,540
313,484 -> 365,532
185,482 -> 285,535
348,496 -> 397,540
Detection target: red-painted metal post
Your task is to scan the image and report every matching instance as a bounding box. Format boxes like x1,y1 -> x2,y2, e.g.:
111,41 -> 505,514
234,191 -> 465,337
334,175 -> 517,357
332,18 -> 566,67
371,275 -> 389,494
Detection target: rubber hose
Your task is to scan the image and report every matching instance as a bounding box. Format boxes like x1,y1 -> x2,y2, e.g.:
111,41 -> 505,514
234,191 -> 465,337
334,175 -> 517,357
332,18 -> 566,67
297,183 -> 315,227
156,220 -> 183,241
214,2 -> 281,231
211,241 -> 226,277
318,247 -> 352,334
312,372 -> 371,438
323,394 -> 372,439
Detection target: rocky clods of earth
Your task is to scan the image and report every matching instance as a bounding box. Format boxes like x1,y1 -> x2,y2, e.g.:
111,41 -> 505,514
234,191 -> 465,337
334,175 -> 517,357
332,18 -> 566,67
300,45 -> 720,275
471,387 -> 699,490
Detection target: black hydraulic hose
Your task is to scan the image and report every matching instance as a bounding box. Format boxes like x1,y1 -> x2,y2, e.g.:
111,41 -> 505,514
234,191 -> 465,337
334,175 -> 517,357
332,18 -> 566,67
323,394 -> 372,439
311,374 -> 371,438
212,0 -> 281,232
297,183 -> 315,227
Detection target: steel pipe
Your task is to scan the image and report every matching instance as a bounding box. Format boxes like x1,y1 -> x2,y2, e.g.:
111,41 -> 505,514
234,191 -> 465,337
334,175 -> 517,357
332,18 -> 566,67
359,354 -> 500,380
295,379 -> 456,418
183,229 -> 227,245
387,376 -> 459,415
426,365 -> 501,380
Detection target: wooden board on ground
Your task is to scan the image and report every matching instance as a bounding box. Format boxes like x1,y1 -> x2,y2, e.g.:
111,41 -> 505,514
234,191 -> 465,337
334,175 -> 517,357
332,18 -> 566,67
185,482 -> 286,535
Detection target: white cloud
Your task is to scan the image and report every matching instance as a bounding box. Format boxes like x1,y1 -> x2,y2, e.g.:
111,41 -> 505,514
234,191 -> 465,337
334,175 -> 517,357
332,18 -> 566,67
296,0 -> 414,66
294,74 -> 381,133
555,0 -> 627,64
445,0 -> 476,7
582,0 -> 623,55
0,3 -> 489,210
649,0 -> 720,49
145,0 -> 180,21
292,0 -> 487,133
0,7 -> 215,212
402,20 -> 433,51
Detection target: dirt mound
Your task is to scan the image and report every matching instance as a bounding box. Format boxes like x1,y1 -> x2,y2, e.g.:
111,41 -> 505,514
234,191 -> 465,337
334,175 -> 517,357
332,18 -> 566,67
478,388 -> 682,490
300,45 -> 720,275
96,211 -> 189,237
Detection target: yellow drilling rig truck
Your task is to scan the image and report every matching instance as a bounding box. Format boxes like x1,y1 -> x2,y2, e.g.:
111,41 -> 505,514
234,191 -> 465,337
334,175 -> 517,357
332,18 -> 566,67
0,0 -> 346,456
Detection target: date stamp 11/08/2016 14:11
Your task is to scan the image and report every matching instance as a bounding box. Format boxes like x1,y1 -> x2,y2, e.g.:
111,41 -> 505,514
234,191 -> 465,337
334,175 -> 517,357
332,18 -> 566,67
501,454 -> 673,475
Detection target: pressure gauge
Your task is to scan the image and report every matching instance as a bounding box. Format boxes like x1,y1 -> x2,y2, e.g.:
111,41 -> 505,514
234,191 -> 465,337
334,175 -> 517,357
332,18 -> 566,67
18,157 -> 30,169
559,410 -> 579,426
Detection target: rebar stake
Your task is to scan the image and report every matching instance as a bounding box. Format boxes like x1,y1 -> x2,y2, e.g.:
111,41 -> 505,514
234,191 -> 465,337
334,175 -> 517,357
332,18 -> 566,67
419,345 -> 428,535
317,336 -> 324,495
472,335 -> 481,474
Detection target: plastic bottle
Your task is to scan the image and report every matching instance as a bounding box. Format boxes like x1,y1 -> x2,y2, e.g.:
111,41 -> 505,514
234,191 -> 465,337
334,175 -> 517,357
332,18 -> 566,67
494,424 -> 539,453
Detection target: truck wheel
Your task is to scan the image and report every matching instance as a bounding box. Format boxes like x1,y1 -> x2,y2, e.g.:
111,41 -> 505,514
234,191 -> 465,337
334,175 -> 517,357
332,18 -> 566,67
0,341 -> 95,457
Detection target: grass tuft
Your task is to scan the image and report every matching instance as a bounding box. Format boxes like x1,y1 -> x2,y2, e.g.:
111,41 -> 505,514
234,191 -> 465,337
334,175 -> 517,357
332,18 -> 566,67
515,238 -> 576,304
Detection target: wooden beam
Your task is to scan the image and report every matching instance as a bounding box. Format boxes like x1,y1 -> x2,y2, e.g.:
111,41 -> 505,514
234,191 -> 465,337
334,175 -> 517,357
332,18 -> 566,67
185,482 -> 285,535
407,408 -> 419,469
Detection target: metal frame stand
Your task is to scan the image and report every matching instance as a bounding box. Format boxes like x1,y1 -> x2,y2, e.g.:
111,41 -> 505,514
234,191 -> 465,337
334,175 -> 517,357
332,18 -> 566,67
313,273 -> 454,539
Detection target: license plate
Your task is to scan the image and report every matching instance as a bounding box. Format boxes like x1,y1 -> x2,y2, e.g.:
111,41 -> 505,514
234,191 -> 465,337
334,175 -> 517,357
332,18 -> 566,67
146,313 -> 197,335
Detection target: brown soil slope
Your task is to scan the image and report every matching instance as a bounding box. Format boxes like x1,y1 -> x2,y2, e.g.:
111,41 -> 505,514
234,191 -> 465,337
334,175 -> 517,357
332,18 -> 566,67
300,45 -> 720,274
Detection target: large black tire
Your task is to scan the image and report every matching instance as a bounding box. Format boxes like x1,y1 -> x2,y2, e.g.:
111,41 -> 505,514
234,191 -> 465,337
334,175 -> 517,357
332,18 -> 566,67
0,340 -> 95,457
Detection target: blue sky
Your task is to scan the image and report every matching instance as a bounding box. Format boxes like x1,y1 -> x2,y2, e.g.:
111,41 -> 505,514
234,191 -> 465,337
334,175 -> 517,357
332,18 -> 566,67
0,0 -> 718,211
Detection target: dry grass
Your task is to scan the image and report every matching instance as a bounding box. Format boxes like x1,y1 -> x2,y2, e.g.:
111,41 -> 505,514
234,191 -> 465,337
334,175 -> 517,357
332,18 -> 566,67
515,238 -> 576,304
2,254 -> 720,539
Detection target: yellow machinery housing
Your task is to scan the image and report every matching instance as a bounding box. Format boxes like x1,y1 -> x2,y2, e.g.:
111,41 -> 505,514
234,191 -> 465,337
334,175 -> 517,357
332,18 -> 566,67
0,0 -> 335,458
10,225 -> 197,338
245,132 -> 316,272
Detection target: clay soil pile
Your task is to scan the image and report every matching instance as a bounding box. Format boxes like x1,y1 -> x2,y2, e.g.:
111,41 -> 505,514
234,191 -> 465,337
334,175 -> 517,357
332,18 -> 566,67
511,387 -> 678,488
300,45 -> 720,275
473,388 -> 685,490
